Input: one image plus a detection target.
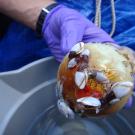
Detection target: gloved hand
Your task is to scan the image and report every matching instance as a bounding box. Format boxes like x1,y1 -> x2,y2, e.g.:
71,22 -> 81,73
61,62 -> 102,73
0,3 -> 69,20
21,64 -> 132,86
42,4 -> 114,62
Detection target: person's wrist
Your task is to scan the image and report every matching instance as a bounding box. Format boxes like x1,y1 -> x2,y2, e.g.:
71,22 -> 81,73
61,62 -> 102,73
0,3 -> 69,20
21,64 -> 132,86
0,0 -> 56,29
36,2 -> 59,36
31,0 -> 56,30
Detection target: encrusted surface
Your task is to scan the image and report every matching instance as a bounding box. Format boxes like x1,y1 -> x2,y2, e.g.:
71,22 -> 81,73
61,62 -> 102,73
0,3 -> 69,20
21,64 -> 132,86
57,43 -> 134,118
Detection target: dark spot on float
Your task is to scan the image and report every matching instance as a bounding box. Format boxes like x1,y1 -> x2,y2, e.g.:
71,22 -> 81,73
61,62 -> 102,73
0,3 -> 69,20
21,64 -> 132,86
100,91 -> 115,106
68,51 -> 79,59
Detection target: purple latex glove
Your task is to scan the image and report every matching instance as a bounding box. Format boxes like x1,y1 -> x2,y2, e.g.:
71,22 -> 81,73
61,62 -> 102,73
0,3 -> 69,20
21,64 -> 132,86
42,4 -> 114,62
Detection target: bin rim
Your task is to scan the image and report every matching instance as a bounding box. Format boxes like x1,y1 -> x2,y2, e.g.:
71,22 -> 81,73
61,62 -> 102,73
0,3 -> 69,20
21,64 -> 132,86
0,57 -> 56,76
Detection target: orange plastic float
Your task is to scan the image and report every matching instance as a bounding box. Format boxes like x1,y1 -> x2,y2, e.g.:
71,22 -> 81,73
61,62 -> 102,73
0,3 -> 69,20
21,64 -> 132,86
56,42 -> 135,118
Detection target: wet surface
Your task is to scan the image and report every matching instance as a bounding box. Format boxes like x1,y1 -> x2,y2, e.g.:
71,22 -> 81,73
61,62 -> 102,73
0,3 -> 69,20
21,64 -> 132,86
28,100 -> 135,135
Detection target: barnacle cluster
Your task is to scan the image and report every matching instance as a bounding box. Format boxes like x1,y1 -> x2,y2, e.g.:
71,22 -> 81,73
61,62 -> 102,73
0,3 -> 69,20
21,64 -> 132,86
57,42 -> 135,118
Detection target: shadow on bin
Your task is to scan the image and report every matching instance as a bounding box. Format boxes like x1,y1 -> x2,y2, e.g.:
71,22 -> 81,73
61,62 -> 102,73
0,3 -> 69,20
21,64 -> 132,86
0,56 -> 135,135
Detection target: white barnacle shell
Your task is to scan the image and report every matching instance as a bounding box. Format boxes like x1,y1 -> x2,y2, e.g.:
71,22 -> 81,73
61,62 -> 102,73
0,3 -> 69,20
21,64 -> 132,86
111,81 -> 133,98
95,71 -> 109,83
88,71 -> 93,76
68,58 -> 77,68
56,81 -> 60,97
57,99 -> 75,119
75,70 -> 88,89
96,107 -> 100,114
70,42 -> 84,54
109,98 -> 120,105
81,49 -> 90,56
56,81 -> 63,98
77,96 -> 101,107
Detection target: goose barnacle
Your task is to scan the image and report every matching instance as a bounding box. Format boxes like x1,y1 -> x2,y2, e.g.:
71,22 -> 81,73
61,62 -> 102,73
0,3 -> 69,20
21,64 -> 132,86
75,70 -> 88,89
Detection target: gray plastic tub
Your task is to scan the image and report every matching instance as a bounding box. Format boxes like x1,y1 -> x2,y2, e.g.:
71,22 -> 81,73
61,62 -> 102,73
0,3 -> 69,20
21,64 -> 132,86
0,57 -> 135,135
